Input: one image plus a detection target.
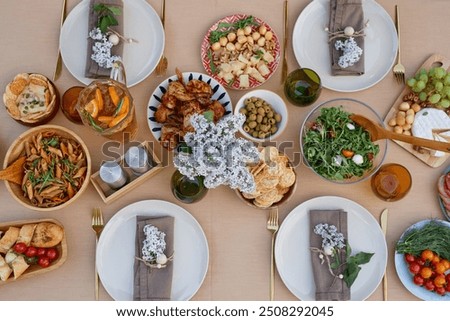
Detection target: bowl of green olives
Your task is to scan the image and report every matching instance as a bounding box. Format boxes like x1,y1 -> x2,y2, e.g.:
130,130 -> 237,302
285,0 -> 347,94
235,90 -> 288,142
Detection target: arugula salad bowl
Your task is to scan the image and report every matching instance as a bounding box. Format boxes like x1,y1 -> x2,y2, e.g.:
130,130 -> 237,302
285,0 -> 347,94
300,98 -> 387,184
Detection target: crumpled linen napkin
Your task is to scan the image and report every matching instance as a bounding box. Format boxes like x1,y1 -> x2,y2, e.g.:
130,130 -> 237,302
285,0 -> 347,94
85,0 -> 124,78
133,216 -> 174,301
328,0 -> 365,76
309,209 -> 350,301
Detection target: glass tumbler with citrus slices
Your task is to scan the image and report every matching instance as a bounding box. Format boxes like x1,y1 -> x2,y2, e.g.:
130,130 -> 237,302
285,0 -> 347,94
76,62 -> 138,140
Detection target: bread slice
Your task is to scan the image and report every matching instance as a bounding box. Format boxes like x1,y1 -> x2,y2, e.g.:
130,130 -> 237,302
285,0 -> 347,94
0,227 -> 20,254
11,256 -> 29,279
16,224 -> 37,246
0,255 -> 12,281
30,222 -> 64,248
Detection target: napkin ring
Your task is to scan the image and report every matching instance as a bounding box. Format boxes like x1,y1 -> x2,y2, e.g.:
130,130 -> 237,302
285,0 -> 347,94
325,20 -> 369,43
135,252 -> 174,270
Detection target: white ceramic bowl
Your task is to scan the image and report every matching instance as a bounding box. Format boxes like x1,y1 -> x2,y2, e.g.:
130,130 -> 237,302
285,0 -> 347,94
234,89 -> 288,142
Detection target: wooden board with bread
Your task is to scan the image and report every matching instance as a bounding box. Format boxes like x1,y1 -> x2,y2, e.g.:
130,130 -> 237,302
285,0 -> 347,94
0,218 -> 66,284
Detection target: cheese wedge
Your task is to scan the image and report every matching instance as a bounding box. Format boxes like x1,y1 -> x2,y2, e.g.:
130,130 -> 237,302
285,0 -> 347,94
412,108 -> 450,157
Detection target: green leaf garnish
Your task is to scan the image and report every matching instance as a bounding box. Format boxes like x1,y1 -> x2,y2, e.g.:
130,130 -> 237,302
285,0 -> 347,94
93,3 -> 122,33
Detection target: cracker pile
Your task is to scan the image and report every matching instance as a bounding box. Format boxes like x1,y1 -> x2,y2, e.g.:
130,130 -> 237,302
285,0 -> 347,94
242,147 -> 296,208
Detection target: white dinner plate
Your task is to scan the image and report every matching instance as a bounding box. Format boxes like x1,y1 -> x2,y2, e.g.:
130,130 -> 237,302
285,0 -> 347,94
96,200 -> 209,301
275,196 -> 387,301
60,0 -> 164,87
394,219 -> 450,301
292,0 -> 398,92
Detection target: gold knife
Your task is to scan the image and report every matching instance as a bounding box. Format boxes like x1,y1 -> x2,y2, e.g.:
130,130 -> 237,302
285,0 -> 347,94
380,208 -> 388,301
281,0 -> 288,83
53,0 -> 67,82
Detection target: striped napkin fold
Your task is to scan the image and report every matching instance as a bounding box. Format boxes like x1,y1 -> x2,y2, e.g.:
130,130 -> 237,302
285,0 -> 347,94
329,0 -> 365,76
85,0 -> 124,78
309,209 -> 350,301
133,216 -> 174,301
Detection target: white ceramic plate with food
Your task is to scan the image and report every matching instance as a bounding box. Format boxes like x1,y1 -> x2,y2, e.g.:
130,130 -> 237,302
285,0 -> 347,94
96,200 -> 209,301
292,0 -> 397,92
275,196 -> 387,301
147,72 -> 232,144
60,0 -> 164,87
394,219 -> 450,301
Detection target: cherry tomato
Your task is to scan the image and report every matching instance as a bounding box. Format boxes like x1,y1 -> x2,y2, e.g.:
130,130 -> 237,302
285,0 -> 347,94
446,274 -> 450,283
445,283 -> 450,292
409,262 -> 421,274
421,249 -> 434,262
37,248 -> 47,257
416,258 -> 426,266
405,253 -> 415,263
25,246 -> 37,257
433,274 -> 446,288
435,286 -> 446,296
38,257 -> 50,268
424,280 -> 435,291
441,259 -> 450,270
434,262 -> 447,274
13,242 -> 27,254
413,275 -> 424,286
46,248 -> 58,261
431,256 -> 440,264
420,267 -> 433,279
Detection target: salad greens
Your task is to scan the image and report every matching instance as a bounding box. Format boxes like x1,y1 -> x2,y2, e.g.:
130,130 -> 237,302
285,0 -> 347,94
302,106 -> 379,181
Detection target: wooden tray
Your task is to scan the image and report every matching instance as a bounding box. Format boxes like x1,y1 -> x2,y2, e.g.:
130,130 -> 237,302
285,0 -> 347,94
384,54 -> 450,168
90,141 -> 163,203
0,218 -> 67,284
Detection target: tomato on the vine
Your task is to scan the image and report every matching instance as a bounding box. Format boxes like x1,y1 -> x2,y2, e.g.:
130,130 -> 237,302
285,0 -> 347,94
424,280 -> 435,291
409,262 -> 421,274
421,249 -> 434,262
38,257 -> 50,268
445,283 -> 450,292
441,259 -> 450,270
46,248 -> 58,261
434,262 -> 447,274
446,274 -> 450,284
13,242 -> 27,254
416,258 -> 426,266
413,275 -> 424,286
420,267 -> 432,279
435,287 -> 446,296
431,256 -> 440,264
405,253 -> 415,263
433,274 -> 446,288
25,246 -> 37,257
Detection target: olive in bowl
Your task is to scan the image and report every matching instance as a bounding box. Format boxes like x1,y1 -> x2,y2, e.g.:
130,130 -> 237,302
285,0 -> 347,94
234,90 -> 288,142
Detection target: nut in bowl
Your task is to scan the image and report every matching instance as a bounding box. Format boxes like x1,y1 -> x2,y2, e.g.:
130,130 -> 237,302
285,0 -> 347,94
235,90 -> 288,142
236,146 -> 297,209
300,98 -> 387,184
3,125 -> 91,211
3,73 -> 59,126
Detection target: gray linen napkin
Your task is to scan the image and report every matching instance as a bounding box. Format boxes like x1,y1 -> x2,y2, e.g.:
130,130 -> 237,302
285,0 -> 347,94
85,0 -> 124,78
329,0 -> 365,76
133,216 -> 174,301
309,209 -> 350,301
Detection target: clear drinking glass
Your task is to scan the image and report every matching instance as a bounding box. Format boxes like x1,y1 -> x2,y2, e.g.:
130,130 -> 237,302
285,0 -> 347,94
284,68 -> 322,107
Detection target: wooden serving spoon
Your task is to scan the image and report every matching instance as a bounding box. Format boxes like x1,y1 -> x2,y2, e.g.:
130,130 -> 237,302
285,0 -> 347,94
350,114 -> 450,153
0,156 -> 26,185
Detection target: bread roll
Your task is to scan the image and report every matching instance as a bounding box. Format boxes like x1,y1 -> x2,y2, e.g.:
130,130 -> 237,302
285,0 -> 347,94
30,223 -> 64,248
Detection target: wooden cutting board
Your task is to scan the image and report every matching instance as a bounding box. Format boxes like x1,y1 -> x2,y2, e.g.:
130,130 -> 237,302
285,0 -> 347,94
384,54 -> 450,168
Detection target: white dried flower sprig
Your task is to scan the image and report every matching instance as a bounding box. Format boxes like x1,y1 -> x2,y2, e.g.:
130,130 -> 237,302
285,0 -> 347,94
89,27 -> 121,69
136,224 -> 173,270
313,223 -> 346,250
174,113 -> 260,193
334,37 -> 363,68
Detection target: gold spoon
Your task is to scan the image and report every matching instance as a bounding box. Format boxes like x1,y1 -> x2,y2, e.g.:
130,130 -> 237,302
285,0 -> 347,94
350,114 -> 450,152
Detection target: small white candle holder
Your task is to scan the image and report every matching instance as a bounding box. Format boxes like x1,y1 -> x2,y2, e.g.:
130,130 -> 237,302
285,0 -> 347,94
99,161 -> 128,189
124,146 -> 150,175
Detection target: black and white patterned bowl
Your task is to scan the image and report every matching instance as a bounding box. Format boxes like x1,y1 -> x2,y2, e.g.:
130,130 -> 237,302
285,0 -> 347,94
147,72 -> 232,143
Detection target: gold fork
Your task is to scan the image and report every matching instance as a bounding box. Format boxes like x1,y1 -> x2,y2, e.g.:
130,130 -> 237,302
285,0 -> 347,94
393,5 -> 405,84
267,207 -> 279,301
91,208 -> 104,300
155,0 -> 168,76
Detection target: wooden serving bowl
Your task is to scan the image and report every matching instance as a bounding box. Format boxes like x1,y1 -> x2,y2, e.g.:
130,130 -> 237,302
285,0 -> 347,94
0,218 -> 67,285
3,125 -> 91,211
236,148 -> 297,210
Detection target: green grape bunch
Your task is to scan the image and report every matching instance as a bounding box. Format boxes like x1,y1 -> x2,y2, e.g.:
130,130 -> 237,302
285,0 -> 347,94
406,67 -> 450,109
